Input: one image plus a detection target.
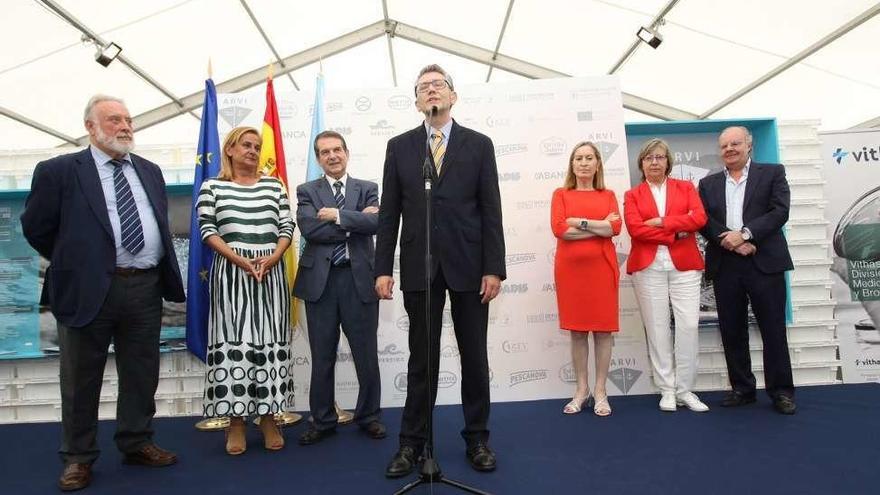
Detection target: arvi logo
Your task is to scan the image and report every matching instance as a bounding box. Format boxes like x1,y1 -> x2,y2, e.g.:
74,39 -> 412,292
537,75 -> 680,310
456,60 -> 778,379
608,357 -> 642,394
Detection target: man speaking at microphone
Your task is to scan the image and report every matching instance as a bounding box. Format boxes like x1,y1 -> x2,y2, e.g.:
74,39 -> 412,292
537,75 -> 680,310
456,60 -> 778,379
375,64 -> 506,477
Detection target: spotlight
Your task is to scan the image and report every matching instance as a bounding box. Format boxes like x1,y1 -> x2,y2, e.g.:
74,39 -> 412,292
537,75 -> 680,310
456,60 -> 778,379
636,26 -> 663,49
94,42 -> 122,67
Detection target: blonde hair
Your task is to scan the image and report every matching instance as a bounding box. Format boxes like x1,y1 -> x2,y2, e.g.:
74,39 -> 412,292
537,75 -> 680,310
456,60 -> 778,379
563,141 -> 605,190
218,126 -> 261,180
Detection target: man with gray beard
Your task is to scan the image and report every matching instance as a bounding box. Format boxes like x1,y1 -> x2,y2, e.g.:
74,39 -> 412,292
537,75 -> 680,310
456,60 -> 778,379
21,95 -> 185,491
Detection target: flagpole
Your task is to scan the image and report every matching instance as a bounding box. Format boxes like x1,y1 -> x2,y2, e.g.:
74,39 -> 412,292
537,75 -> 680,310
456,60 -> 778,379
191,65 -> 231,432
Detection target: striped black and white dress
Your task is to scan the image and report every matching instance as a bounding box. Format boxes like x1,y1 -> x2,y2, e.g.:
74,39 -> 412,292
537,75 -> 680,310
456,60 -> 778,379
197,176 -> 295,418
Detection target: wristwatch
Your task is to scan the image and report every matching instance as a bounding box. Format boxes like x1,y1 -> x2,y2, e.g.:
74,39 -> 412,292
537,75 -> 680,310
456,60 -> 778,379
741,226 -> 752,241
579,220 -> 589,231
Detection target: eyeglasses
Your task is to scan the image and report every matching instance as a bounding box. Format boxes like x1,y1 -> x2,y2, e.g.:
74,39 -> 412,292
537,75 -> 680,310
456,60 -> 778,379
642,154 -> 668,162
416,79 -> 449,93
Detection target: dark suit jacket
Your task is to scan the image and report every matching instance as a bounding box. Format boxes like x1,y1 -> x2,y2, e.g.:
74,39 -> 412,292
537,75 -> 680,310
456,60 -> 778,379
698,161 -> 794,280
294,176 -> 379,303
21,147 -> 185,328
375,120 -> 506,292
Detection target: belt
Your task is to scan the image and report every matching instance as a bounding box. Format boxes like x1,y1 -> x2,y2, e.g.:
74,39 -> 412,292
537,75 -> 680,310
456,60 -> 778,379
114,266 -> 158,276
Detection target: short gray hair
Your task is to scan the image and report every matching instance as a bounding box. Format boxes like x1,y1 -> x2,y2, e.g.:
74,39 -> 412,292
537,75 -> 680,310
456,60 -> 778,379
84,94 -> 126,123
721,125 -> 753,145
413,64 -> 455,96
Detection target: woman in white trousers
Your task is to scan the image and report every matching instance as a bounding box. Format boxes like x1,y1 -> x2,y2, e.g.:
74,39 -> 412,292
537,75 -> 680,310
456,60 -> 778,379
623,138 -> 709,412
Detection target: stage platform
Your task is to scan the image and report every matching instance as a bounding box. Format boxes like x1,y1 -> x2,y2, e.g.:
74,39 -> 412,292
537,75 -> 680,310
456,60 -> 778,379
3,383 -> 878,494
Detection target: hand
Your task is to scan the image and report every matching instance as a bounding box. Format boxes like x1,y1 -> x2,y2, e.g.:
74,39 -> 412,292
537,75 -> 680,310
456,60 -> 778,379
480,275 -> 501,304
233,254 -> 259,279
605,212 -> 620,223
719,230 -> 744,250
675,232 -> 690,240
252,254 -> 281,282
644,217 -> 662,227
317,207 -> 339,222
375,275 -> 395,299
362,205 -> 379,214
734,242 -> 757,256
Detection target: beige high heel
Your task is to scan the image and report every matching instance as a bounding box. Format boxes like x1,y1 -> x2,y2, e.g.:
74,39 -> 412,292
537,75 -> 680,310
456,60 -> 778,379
225,418 -> 247,455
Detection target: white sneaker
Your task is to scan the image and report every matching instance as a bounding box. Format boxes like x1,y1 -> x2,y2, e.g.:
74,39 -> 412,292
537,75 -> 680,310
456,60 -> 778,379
677,392 -> 709,412
659,393 -> 677,412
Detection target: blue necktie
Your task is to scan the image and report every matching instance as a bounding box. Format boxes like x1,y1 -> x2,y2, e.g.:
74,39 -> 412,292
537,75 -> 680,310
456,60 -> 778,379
331,181 -> 347,265
111,159 -> 145,255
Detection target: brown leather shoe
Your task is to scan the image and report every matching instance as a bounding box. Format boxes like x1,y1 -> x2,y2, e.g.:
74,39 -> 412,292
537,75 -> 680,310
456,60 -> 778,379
122,444 -> 178,467
58,463 -> 91,491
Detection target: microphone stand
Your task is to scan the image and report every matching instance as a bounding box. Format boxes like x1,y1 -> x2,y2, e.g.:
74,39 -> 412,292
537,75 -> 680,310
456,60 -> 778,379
395,108 -> 489,495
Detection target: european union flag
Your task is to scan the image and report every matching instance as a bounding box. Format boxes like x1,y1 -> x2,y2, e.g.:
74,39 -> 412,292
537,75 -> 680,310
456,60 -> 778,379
186,79 -> 220,362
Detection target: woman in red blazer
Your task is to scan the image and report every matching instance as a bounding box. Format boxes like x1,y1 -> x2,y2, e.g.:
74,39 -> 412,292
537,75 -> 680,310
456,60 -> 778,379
623,138 -> 709,413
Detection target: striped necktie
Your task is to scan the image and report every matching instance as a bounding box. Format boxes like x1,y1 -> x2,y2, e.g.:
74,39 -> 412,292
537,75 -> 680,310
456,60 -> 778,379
331,181 -> 347,265
111,159 -> 145,254
431,131 -> 445,174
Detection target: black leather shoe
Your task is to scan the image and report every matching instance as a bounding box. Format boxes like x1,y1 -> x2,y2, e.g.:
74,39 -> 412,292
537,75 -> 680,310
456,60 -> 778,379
298,426 -> 336,446
466,442 -> 497,472
773,395 -> 797,415
385,446 -> 418,478
720,390 -> 757,407
360,421 -> 387,439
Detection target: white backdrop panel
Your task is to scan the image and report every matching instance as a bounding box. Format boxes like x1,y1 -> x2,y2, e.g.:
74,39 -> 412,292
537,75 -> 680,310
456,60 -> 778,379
218,76 -> 652,411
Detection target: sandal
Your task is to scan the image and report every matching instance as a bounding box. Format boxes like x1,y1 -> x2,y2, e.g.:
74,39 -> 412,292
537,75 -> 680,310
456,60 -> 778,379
259,415 -> 285,451
593,395 -> 612,417
562,394 -> 592,415
225,418 -> 247,455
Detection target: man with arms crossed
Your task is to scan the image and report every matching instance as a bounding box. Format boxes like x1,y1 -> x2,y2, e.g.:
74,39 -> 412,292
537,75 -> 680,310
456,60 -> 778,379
294,131 -> 385,444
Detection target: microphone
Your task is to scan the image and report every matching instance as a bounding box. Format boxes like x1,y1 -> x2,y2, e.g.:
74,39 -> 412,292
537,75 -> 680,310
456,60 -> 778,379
430,105 -> 438,117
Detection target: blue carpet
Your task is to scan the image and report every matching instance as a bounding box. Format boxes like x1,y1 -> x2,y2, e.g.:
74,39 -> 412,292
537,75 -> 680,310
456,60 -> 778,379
4,383 -> 879,494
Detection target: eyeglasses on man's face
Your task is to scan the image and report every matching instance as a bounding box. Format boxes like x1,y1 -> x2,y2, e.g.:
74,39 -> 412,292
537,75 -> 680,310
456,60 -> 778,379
416,79 -> 449,93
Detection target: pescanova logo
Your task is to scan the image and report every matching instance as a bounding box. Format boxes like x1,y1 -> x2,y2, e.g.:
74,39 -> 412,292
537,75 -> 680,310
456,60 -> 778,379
509,369 -> 548,387
833,145 -> 880,164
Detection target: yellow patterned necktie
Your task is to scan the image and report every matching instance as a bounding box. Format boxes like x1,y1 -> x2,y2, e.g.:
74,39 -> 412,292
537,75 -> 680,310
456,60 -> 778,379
431,131 -> 446,174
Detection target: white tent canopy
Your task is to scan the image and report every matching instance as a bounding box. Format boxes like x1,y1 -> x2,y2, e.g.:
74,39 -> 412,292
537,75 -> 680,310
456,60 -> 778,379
2,0 -> 879,151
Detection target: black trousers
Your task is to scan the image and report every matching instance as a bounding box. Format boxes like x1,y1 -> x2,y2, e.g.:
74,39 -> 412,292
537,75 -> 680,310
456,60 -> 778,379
305,264 -> 380,430
400,268 -> 490,449
713,255 -> 794,399
58,270 -> 164,465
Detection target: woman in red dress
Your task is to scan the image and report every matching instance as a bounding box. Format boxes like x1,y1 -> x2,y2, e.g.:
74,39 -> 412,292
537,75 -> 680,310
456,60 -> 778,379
551,142 -> 622,417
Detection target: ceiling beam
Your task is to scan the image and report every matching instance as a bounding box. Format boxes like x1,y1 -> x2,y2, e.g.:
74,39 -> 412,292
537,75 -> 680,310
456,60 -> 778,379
382,0 -> 398,86
851,116 -> 880,129
38,0 -> 196,132
486,0 -> 516,82
240,0 -> 300,91
608,0 -> 681,75
0,106 -> 79,145
700,2 -> 880,118
388,20 -> 698,120
73,20 -> 388,143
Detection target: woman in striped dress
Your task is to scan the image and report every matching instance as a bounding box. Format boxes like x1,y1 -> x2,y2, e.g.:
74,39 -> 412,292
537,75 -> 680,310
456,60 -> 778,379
198,126 -> 295,454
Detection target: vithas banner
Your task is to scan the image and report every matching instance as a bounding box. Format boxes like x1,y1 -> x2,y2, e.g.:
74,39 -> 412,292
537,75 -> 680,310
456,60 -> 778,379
820,128 -> 880,383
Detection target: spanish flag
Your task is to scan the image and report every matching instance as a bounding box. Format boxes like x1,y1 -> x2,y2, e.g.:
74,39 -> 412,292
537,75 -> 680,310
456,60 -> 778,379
259,75 -> 299,324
